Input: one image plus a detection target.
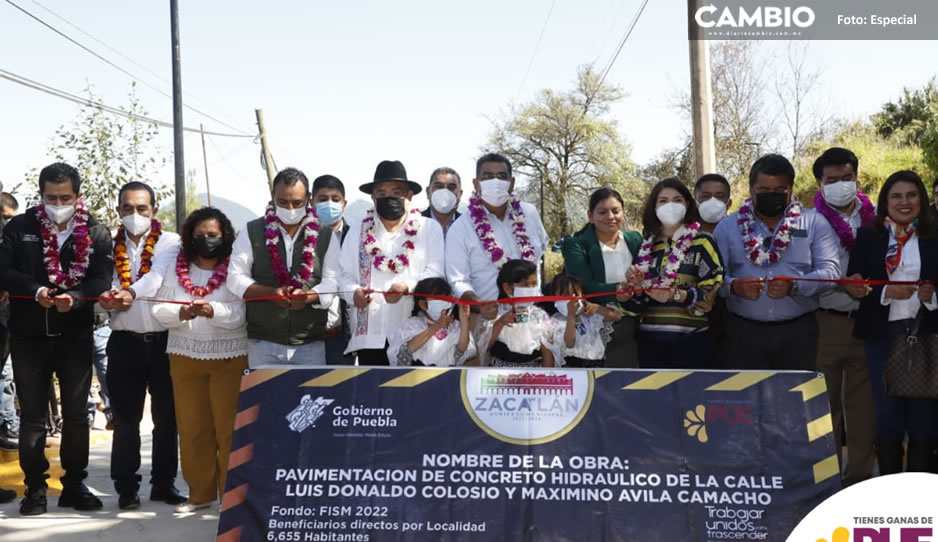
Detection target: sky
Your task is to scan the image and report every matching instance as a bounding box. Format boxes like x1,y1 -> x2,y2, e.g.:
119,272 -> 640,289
1,0 -> 936,222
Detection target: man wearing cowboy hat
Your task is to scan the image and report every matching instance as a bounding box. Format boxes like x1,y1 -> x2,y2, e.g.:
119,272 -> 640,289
328,160 -> 445,365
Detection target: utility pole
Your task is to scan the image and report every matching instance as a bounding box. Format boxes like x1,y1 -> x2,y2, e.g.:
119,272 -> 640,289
255,108 -> 276,190
200,123 -> 212,206
688,0 -> 716,178
170,0 -> 186,233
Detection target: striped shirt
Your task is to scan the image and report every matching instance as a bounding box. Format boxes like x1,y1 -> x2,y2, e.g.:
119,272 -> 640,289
637,232 -> 724,339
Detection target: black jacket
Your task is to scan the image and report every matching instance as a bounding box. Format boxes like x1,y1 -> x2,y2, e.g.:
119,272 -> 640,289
847,225 -> 938,342
0,207 -> 113,338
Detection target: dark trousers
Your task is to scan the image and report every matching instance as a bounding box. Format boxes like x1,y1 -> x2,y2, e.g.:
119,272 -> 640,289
11,332 -> 93,490
637,328 -> 715,369
605,317 -> 639,369
325,332 -> 355,365
106,330 -> 178,494
864,321 -> 938,441
356,342 -> 389,366
723,312 -> 819,370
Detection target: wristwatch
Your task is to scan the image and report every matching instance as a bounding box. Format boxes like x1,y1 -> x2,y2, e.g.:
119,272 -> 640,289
789,281 -> 799,297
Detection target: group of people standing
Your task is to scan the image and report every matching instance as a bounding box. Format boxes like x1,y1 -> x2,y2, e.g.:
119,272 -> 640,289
0,147 -> 934,514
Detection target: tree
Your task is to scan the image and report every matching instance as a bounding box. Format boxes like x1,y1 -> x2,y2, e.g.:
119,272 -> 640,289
27,82 -> 169,226
773,42 -> 832,158
156,168 -> 202,232
485,65 -> 641,239
872,78 -> 938,175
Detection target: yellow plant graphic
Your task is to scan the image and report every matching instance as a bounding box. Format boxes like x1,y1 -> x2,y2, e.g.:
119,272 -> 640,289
683,404 -> 708,443
817,527 -> 850,542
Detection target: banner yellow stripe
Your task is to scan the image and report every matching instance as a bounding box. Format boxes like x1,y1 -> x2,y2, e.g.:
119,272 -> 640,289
381,368 -> 449,387
813,454 -> 840,484
300,368 -> 370,387
806,414 -> 834,442
790,376 -> 828,402
706,372 -> 775,391
240,369 -> 288,391
624,371 -> 693,390
593,370 -> 611,379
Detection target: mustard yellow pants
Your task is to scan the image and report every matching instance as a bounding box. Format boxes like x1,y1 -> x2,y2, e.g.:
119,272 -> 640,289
168,354 -> 248,504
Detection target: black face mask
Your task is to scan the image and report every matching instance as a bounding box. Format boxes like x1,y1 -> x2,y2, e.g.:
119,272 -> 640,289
375,197 -> 406,221
193,236 -> 223,259
755,192 -> 789,217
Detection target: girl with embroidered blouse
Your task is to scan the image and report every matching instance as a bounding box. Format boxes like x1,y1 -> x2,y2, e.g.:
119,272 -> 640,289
633,178 -> 724,369
547,273 -> 621,368
387,278 -> 476,366
479,259 -> 556,367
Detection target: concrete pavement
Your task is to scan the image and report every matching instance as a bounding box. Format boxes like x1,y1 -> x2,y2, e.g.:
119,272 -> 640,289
0,404 -> 219,541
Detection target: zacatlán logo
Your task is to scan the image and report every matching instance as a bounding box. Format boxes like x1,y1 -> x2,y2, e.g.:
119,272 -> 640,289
695,4 -> 816,29
461,370 -> 593,445
285,395 -> 334,433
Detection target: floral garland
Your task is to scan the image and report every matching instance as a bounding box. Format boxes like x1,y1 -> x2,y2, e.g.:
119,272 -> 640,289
176,250 -> 229,297
264,201 -> 320,288
736,197 -> 802,266
467,193 -> 535,269
361,207 -> 420,274
37,201 -> 92,289
114,219 -> 161,289
634,222 -> 700,289
813,190 -> 875,252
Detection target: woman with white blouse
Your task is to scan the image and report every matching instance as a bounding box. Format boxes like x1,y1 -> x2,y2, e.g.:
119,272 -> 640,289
151,207 -> 247,512
846,171 -> 938,474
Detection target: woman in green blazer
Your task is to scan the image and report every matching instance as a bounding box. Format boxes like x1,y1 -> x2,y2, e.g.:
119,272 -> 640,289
561,188 -> 643,367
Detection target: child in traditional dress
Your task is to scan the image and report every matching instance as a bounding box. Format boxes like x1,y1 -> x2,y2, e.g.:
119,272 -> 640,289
387,278 -> 475,366
479,259 -> 556,367
546,273 -> 622,368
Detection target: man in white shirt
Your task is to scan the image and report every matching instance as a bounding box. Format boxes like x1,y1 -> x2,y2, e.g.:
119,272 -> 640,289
446,153 -> 549,320
98,181 -> 185,510
310,174 -> 354,365
228,168 -> 338,367
812,147 -> 876,486
329,160 -> 444,365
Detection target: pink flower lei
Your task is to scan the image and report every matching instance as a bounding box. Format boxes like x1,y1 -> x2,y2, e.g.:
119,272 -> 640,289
634,222 -> 700,288
736,197 -> 802,266
467,193 -> 535,268
264,201 -> 320,288
813,190 -> 875,252
36,200 -> 92,289
360,207 -> 421,274
176,251 -> 229,298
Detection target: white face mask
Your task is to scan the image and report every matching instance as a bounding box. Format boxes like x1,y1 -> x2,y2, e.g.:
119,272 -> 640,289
655,201 -> 687,227
430,188 -> 458,214
511,286 -> 540,307
44,203 -> 75,224
276,205 -> 306,225
697,198 -> 727,224
122,213 -> 151,237
480,179 -> 511,207
426,299 -> 452,321
554,300 -> 583,318
822,181 -> 858,208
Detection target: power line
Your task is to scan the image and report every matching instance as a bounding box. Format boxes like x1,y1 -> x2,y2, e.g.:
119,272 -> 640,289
28,0 -> 252,134
598,0 -> 652,88
4,0 -> 252,135
515,0 -> 557,100
0,67 -> 255,138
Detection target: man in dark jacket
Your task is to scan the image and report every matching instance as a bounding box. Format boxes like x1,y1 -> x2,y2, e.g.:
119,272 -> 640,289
0,163 -> 113,515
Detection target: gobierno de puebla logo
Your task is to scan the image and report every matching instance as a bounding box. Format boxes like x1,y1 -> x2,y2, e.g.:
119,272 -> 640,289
461,370 -> 594,446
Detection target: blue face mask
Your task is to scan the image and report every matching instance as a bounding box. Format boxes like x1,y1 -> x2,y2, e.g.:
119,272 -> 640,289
315,201 -> 344,226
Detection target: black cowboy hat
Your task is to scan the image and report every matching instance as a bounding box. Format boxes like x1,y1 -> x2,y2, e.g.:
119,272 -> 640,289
359,160 -> 422,195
